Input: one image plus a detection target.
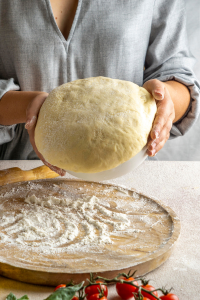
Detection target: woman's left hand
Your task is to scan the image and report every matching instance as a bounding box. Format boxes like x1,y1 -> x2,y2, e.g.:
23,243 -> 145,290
143,79 -> 175,157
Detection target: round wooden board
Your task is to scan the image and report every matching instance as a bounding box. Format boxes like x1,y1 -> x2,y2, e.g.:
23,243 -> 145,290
0,179 -> 180,286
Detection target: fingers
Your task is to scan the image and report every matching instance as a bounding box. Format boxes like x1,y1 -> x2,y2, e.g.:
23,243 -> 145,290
144,79 -> 176,156
28,128 -> 66,176
143,79 -> 175,140
147,132 -> 170,157
28,124 -> 66,176
151,93 -> 175,140
44,161 -> 66,177
24,92 -> 66,177
151,85 -> 174,136
147,116 -> 173,156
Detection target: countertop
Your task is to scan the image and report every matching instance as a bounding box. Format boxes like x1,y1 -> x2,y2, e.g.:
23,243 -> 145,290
0,161 -> 200,299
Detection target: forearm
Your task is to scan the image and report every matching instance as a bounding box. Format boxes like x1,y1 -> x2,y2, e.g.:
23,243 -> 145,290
163,80 -> 190,123
0,91 -> 44,125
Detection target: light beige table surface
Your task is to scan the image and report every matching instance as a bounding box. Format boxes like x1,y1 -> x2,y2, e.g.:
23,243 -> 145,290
0,161 -> 200,300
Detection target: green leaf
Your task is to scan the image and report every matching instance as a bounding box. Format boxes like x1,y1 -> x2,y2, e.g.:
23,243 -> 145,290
6,293 -> 17,300
6,293 -> 29,300
44,282 -> 84,300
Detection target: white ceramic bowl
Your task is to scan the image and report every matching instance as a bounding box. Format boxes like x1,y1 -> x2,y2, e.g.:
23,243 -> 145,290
66,146 -> 147,181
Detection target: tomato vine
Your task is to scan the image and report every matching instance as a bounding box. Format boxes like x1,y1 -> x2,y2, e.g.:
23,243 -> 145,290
5,270 -> 179,300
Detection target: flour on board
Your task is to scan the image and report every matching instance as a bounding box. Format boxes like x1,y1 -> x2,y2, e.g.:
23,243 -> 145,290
0,194 -> 142,254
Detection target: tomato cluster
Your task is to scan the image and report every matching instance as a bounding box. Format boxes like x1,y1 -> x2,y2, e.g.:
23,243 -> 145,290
54,274 -> 179,300
6,270 -> 180,300
116,276 -> 158,300
115,277 -> 179,300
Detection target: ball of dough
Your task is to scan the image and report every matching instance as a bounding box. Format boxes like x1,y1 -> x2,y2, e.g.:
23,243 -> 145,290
35,77 -> 157,173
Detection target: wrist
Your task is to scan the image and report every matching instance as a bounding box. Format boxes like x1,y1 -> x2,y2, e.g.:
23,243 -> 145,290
25,92 -> 49,127
0,91 -> 47,126
163,81 -> 190,123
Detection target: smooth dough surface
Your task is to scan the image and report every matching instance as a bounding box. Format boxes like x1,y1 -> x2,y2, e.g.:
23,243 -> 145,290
35,77 -> 157,173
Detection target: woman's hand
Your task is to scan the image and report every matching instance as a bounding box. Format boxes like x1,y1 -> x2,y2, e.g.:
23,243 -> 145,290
25,92 -> 66,176
143,79 -> 175,157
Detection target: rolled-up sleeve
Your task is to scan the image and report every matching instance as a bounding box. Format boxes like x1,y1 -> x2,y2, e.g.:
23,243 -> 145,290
0,78 -> 20,145
143,0 -> 200,138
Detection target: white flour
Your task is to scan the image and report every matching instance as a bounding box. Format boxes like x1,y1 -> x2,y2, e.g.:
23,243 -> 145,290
0,193 -> 138,254
0,180 -> 171,264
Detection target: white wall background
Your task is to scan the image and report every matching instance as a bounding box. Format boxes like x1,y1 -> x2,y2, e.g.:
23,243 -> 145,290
157,0 -> 200,161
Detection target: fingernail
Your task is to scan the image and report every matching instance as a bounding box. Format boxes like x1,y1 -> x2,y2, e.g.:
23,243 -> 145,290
153,131 -> 159,139
151,141 -> 157,148
51,166 -> 65,177
154,90 -> 164,99
148,141 -> 155,151
60,170 -> 66,176
151,149 -> 156,156
58,171 -> 65,177
25,116 -> 37,129
25,121 -> 30,129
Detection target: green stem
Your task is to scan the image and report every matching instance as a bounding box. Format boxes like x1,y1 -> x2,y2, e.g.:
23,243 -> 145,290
154,287 -> 173,295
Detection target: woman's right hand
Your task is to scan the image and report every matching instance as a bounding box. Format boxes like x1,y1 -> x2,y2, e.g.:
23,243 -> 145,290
25,92 -> 66,176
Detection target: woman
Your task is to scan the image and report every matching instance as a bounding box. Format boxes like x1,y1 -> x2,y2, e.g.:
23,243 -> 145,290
0,0 -> 199,176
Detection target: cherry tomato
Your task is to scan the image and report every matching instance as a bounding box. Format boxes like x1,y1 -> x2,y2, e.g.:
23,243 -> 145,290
85,281 -> 108,299
54,284 -> 66,291
116,277 -> 139,300
160,294 -> 179,300
141,284 -> 158,300
88,294 -> 107,300
71,297 -> 79,300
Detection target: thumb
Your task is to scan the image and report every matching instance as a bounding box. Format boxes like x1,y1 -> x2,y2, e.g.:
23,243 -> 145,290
143,79 -> 164,100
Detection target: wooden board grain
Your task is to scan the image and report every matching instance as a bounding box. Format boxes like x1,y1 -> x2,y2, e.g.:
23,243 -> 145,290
0,179 -> 180,286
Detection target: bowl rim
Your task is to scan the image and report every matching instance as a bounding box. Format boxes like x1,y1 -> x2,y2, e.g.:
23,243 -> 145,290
66,146 -> 148,181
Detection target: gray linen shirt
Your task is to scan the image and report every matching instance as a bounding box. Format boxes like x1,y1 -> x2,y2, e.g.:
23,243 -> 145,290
0,0 -> 199,160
